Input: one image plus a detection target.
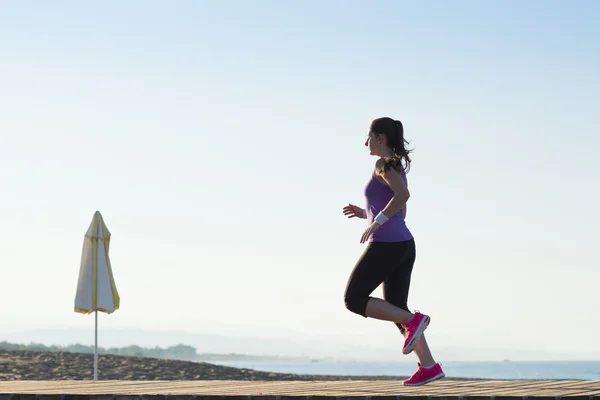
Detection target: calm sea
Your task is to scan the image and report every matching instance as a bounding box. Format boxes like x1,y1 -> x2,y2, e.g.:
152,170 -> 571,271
212,360 -> 600,380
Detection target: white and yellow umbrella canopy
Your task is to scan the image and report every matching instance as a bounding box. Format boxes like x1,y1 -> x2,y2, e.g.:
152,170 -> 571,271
74,211 -> 120,314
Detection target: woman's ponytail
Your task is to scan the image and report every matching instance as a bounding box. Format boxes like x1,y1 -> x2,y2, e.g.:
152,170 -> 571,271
393,120 -> 411,173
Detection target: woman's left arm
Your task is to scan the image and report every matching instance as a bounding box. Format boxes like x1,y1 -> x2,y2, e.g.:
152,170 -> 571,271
377,164 -> 410,219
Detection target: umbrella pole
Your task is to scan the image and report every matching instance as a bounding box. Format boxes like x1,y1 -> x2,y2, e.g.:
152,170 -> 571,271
94,310 -> 98,381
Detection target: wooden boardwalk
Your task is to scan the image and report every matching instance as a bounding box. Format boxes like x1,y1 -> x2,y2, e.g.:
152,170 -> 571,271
1,380 -> 600,399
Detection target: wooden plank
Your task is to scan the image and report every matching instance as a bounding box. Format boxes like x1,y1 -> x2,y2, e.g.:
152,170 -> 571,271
0,380 -> 599,397
445,381 -> 588,396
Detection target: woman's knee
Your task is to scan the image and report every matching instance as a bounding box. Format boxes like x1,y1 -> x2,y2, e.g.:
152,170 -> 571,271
344,291 -> 370,317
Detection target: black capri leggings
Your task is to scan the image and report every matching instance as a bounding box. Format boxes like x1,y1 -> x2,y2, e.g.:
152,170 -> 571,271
344,239 -> 416,334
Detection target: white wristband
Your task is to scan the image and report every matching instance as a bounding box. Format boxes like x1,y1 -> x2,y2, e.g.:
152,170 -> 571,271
374,212 -> 389,225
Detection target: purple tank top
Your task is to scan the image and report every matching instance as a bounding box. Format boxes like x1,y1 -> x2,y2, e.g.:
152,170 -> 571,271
364,170 -> 413,243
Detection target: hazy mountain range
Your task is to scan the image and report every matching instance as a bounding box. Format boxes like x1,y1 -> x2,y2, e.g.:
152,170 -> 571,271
1,328 -> 598,362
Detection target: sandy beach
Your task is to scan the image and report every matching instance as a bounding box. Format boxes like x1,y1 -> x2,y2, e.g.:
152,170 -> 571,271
0,350 -> 403,381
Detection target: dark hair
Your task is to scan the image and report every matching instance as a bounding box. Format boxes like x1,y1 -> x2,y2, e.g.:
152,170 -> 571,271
370,117 -> 412,174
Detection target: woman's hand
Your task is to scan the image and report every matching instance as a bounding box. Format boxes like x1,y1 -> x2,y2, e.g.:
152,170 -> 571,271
343,204 -> 366,219
360,222 -> 381,243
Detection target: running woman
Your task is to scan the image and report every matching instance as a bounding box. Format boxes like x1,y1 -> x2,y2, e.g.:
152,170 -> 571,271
342,117 -> 445,386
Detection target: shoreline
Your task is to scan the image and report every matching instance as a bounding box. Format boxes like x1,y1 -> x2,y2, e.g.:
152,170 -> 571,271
0,349 -> 409,381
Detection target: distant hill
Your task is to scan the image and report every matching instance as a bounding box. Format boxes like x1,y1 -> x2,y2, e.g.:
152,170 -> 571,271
0,328 -> 397,361
0,341 -> 307,362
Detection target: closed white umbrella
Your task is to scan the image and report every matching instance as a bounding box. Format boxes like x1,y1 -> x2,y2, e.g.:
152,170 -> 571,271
74,211 -> 120,381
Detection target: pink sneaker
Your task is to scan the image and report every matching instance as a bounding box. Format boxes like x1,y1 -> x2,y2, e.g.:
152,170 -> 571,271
403,362 -> 445,386
402,311 -> 430,354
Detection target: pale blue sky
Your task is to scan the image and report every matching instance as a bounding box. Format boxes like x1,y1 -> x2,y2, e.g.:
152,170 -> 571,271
1,1 -> 599,358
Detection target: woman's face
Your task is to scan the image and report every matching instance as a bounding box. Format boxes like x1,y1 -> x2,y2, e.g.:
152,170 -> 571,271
365,130 -> 382,156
